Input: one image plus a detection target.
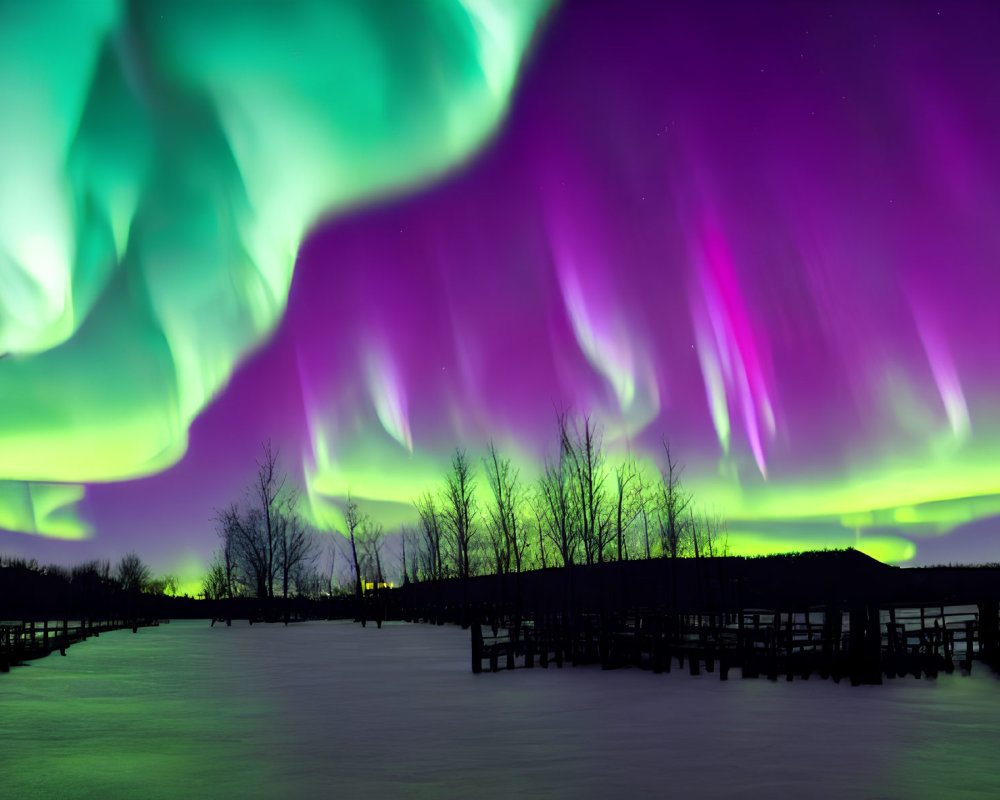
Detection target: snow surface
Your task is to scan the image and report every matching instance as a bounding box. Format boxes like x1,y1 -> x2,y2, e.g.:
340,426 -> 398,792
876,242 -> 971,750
2,619 -> 999,798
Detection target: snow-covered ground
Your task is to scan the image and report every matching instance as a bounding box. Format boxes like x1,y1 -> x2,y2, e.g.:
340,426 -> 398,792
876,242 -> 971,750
2,619 -> 999,799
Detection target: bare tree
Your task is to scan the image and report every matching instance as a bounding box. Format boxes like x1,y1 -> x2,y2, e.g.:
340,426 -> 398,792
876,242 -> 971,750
483,440 -> 529,577
202,552 -> 230,600
633,465 -> 653,560
116,552 -> 150,594
359,518 -> 387,588
530,493 -> 549,570
399,525 -> 411,585
414,491 -> 445,581
656,440 -> 692,558
252,440 -> 284,592
214,441 -> 315,599
220,528 -> 236,596
612,454 -> 640,562
699,509 -> 729,558
560,414 -> 609,565
275,489 -> 315,598
325,536 -> 341,596
537,444 -> 578,568
440,449 -> 477,610
216,503 -> 268,597
343,493 -> 365,602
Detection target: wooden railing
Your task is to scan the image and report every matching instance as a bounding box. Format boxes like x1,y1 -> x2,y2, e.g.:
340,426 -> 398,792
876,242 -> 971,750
0,618 -> 160,672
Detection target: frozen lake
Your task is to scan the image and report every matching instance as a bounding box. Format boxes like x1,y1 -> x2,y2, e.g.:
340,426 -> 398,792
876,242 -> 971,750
2,619 -> 1000,798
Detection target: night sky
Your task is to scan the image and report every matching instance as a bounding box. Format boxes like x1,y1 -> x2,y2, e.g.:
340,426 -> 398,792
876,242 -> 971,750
3,0 -> 1000,589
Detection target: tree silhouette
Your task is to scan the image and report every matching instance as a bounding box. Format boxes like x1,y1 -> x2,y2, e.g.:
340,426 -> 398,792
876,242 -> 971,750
414,491 -> 445,581
440,449 -> 477,612
538,435 -> 578,568
612,454 -> 640,562
483,440 -> 529,577
359,518 -> 386,588
116,552 -> 151,594
214,441 -> 314,599
276,488 -> 315,598
657,440 -> 692,558
344,493 -> 365,603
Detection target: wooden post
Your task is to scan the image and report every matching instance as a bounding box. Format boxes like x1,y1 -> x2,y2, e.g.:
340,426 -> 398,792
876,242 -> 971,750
471,620 -> 483,674
977,599 -> 998,671
800,608 -> 811,680
886,622 -> 899,678
704,615 -> 715,674
753,614 -> 762,678
823,603 -> 842,682
849,603 -> 883,685
743,613 -> 759,679
848,604 -> 863,685
737,609 -> 746,678
963,620 -> 975,673
943,627 -> 955,674
786,611 -> 794,682
926,620 -> 940,679
767,616 -> 778,682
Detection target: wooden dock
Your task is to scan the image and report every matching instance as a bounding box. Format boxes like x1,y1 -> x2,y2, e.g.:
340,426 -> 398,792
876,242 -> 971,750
0,618 -> 160,672
469,602 -> 992,685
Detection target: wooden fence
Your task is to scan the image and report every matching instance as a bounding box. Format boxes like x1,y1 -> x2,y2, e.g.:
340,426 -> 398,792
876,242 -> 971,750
0,618 -> 160,672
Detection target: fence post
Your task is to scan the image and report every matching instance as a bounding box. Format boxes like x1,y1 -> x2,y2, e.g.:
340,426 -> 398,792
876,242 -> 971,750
767,616 -> 778,682
786,611 -> 794,682
471,617 -> 483,674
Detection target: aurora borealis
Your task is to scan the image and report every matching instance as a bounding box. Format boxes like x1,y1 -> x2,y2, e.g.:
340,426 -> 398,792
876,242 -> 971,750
0,0 -> 550,538
3,0 -> 1000,587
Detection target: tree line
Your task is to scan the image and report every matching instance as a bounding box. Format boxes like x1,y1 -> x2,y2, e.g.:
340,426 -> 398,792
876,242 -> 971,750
201,413 -> 727,606
397,412 -> 728,605
202,440 -> 399,603
0,551 -> 176,620
3,411 -> 728,613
